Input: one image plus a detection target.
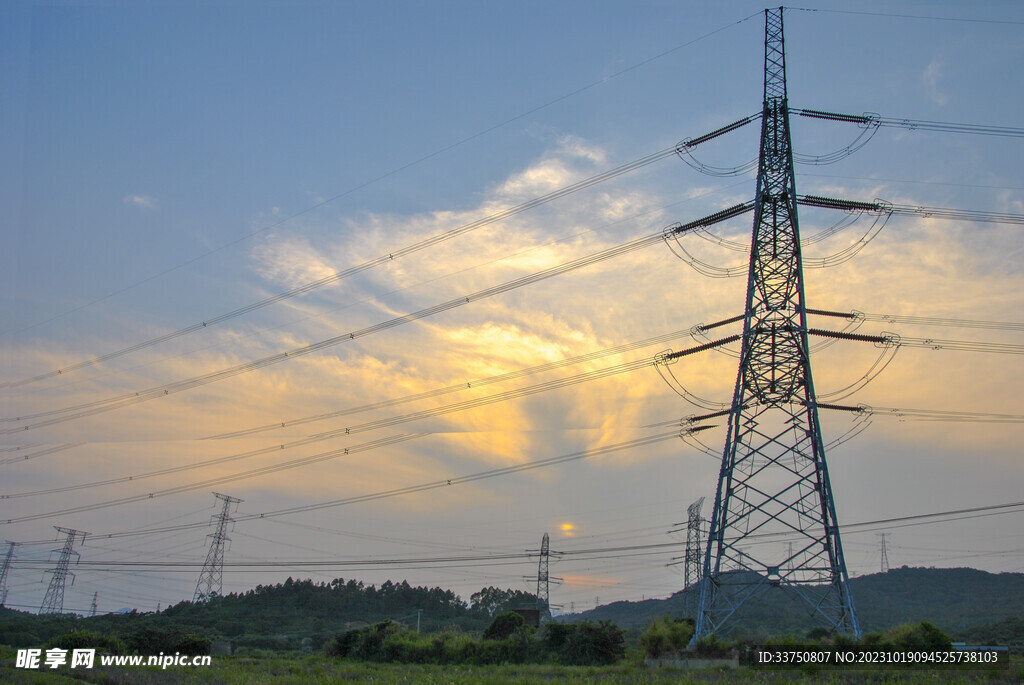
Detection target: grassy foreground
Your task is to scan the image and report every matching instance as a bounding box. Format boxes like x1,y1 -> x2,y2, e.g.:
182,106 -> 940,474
2,653 -> 1024,685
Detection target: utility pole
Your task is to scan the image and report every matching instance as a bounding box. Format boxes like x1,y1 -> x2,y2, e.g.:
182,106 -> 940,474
689,8 -> 860,642
40,527 -> 87,615
0,541 -> 17,607
193,492 -> 242,603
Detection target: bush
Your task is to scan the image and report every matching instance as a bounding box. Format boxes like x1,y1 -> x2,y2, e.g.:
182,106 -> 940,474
693,634 -> 731,658
542,620 -> 625,665
326,621 -> 402,660
50,630 -> 123,655
639,616 -> 693,658
0,631 -> 40,648
483,612 -> 524,640
123,627 -> 210,655
326,618 -> 627,666
883,621 -> 951,651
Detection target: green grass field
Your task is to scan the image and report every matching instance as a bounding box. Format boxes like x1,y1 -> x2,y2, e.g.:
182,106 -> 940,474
3,653 -> 1024,685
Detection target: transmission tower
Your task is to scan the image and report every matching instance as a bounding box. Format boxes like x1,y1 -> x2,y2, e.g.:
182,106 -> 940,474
90,591 -> 98,617
193,492 -> 242,603
877,533 -> 890,573
40,527 -> 87,615
536,532 -> 551,622
688,8 -> 860,641
684,497 -> 705,590
0,541 -> 17,607
683,497 -> 705,617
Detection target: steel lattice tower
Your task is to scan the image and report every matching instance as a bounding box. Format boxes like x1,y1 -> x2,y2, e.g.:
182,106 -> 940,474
691,8 -> 860,641
683,497 -> 705,617
535,532 -> 551,622
193,492 -> 242,603
0,541 -> 17,607
40,527 -> 87,615
877,534 -> 890,573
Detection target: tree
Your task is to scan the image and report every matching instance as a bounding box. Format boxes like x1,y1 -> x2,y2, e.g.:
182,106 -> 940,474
470,587 -> 537,617
483,612 -> 525,640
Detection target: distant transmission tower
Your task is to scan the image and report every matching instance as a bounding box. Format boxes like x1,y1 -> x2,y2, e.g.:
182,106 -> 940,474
90,591 -> 98,617
676,8 -> 863,642
193,492 -> 242,603
0,541 -> 17,607
536,532 -> 551,622
877,533 -> 890,573
40,527 -> 87,615
683,497 -> 705,617
684,497 -> 705,590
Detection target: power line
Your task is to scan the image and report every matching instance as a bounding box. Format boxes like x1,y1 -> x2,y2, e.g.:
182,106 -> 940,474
0,225 -> 675,432
2,178 -> 752,400
10,498 -> 1024,573
0,434 -> 425,524
204,326 -> 696,440
2,145 -> 681,390
8,197 -> 1021,435
1,328 -> 1015,505
788,7 -> 1024,27
1,353 -> 671,500
4,431 -> 680,530
854,311 -> 1024,332
4,10 -> 760,341
795,108 -> 1024,139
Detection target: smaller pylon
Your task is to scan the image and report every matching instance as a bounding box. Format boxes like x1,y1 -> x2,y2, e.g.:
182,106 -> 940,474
0,541 -> 18,607
193,493 -> 242,603
536,532 -> 551,622
683,497 -> 705,618
90,592 -> 98,617
877,533 -> 890,573
40,528 -> 87,615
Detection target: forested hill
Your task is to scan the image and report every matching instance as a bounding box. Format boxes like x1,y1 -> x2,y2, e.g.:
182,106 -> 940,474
3,567 -> 1023,651
0,578 -> 537,651
568,567 -> 1024,638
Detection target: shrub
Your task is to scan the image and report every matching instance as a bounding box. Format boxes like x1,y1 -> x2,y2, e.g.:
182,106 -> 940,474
326,621 -> 402,660
693,634 -> 731,658
883,621 -> 951,651
122,627 -> 210,655
50,630 -> 123,655
326,618 -> 627,666
542,620 -> 625,665
483,612 -> 524,640
639,616 -> 693,658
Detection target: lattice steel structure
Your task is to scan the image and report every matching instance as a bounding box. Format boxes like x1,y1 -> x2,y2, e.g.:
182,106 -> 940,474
684,497 -> 705,591
40,527 -> 87,615
877,533 -> 890,573
536,532 -> 551,622
0,541 -> 17,607
193,492 -> 242,603
691,8 -> 860,641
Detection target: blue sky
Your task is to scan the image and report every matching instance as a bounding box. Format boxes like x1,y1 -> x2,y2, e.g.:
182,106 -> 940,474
2,1 -> 1024,617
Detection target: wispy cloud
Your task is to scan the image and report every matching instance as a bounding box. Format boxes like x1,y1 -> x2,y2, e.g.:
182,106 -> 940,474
923,59 -> 948,106
122,194 -> 156,209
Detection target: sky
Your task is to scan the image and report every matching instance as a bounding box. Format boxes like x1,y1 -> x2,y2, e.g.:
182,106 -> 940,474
1,0 -> 1024,618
